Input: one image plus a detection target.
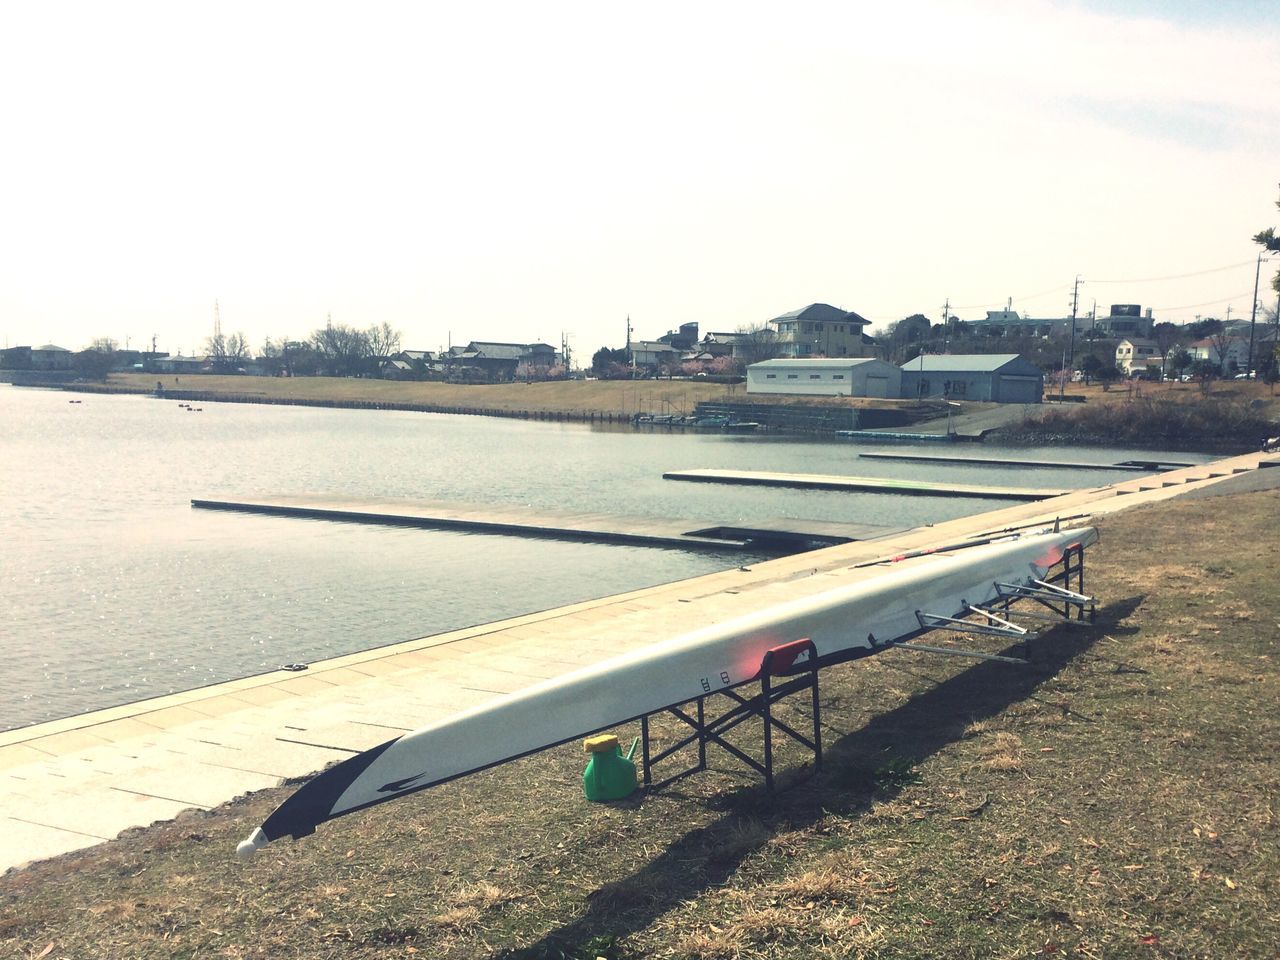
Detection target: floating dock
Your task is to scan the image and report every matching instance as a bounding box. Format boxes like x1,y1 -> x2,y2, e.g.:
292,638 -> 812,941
191,495 -> 901,553
858,452 -> 1194,472
663,468 -> 1071,500
834,429 -> 957,442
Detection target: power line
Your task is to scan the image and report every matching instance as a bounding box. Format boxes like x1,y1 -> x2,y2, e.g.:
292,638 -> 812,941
952,284 -> 1071,311
1088,260 -> 1254,284
1152,289 -> 1254,312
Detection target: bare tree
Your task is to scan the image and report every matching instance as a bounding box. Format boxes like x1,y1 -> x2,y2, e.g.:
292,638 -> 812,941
1152,321 -> 1181,376
259,337 -> 285,376
207,330 -> 250,373
365,322 -> 402,359
312,319 -> 371,376
1208,327 -> 1235,375
734,323 -> 782,366
75,338 -> 118,380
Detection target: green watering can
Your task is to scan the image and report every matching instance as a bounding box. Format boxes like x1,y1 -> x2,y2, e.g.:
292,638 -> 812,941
582,734 -> 639,801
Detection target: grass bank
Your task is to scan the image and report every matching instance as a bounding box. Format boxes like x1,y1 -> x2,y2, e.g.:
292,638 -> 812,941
74,374 -> 940,424
3,486 -> 1278,958
1000,385 -> 1278,451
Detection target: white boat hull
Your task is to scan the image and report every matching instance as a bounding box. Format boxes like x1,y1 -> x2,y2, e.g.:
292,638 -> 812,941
239,525 -> 1096,854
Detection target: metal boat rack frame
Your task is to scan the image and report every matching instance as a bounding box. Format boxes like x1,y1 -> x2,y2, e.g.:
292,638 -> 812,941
639,638 -> 823,790
638,540 -> 1095,789
892,539 -> 1095,666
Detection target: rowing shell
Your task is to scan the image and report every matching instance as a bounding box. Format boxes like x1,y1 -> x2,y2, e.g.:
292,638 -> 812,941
238,525 -> 1096,855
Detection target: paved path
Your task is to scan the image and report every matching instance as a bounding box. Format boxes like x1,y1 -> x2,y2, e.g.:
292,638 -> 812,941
1,451 -> 1273,872
890,401 -> 1037,438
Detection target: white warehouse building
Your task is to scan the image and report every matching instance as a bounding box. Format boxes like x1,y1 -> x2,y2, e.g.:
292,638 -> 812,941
746,358 -> 903,398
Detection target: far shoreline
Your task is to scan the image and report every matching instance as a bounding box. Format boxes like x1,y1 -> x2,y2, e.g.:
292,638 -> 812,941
6,371 -> 1275,452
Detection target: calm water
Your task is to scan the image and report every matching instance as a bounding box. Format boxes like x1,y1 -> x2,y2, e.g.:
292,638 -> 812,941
0,385 -> 1209,730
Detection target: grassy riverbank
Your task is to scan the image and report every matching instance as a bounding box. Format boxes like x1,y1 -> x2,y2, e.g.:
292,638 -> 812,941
998,382 -> 1279,450
83,373 -> 941,421
4,486 -> 1278,958
52,373 -> 1279,449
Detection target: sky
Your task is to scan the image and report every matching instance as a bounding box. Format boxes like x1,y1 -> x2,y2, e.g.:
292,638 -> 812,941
2,0 -> 1278,358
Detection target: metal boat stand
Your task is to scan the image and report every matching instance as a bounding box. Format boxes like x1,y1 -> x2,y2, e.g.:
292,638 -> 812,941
890,541 -> 1096,666
639,638 -> 823,791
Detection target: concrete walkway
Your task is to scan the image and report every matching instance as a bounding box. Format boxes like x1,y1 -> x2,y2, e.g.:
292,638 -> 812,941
875,401 -> 1037,438
2,450 -> 1274,872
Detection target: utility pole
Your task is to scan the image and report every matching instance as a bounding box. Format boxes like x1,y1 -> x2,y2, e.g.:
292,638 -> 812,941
941,298 -> 951,352
1068,275 -> 1081,370
560,331 -> 571,374
1248,252 -> 1264,376
626,315 -> 635,379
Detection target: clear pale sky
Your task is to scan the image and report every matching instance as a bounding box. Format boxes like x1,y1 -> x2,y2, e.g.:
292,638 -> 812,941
2,0 -> 1278,357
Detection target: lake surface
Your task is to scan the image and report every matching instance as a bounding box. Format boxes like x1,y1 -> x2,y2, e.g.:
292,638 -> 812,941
0,385 -> 1210,730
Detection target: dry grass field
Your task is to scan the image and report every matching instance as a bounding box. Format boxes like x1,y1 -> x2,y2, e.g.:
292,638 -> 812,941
101,373 -> 942,420
2,486 -> 1277,958
1022,382 -> 1278,448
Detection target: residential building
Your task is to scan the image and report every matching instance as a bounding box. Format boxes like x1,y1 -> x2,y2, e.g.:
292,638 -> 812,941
769,304 -> 873,358
440,341 -> 561,381
381,358 -> 418,380
155,354 -> 210,374
967,311 -> 1077,338
899,354 -> 1044,403
700,331 -> 745,359
1115,338 -> 1161,375
656,323 -> 700,351
629,340 -> 680,370
1189,336 -> 1250,373
746,358 -> 902,398
1,345 -> 77,371
1092,304 -> 1154,338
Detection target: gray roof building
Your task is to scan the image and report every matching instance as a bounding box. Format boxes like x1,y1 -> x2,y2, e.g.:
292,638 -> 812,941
899,354 -> 1043,403
771,303 -> 871,327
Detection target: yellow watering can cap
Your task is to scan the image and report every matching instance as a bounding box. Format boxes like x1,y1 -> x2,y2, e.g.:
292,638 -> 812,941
584,734 -> 619,754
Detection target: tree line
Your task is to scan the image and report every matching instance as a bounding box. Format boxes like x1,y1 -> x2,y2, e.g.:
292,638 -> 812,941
68,320 -> 404,380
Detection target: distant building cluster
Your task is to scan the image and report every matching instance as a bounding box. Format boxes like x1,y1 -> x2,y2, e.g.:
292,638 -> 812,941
966,304 -> 1155,339
617,303 -> 876,377
381,342 -> 560,382
5,294 -> 1276,390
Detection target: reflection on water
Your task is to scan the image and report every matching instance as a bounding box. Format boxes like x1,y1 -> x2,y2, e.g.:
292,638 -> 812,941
0,386 -> 1209,729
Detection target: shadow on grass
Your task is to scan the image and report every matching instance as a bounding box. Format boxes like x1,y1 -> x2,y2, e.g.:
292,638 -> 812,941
496,596 -> 1144,960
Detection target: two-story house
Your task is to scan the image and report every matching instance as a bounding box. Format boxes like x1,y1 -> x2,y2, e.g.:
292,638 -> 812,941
1115,337 -> 1161,376
768,304 -> 873,358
